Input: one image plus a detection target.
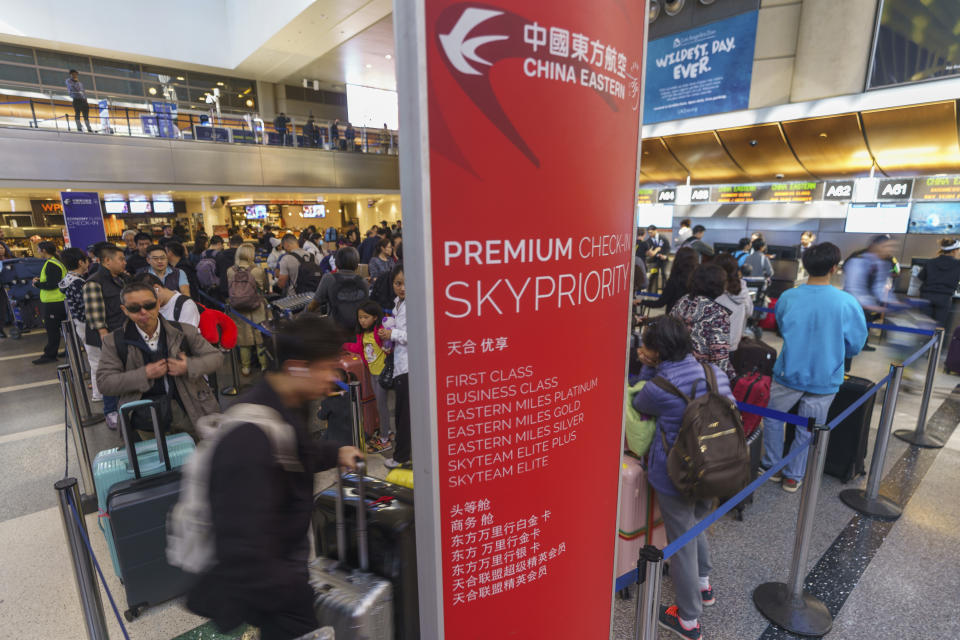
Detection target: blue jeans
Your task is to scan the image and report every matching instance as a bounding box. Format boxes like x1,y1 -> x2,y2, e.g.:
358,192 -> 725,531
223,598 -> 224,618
761,381 -> 835,482
103,395 -> 117,416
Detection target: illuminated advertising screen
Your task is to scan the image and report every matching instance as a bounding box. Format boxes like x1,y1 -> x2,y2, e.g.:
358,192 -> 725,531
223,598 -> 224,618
245,204 -> 268,219
152,201 -> 175,214
103,201 -> 128,214
129,201 -> 152,214
301,204 -> 326,218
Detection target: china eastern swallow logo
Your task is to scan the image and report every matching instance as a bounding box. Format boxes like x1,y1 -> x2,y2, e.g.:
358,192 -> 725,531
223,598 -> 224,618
433,4 -> 633,171
439,8 -> 508,76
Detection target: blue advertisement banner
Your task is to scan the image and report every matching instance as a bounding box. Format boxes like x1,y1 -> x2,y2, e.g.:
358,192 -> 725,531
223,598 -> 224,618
644,10 -> 758,124
60,192 -> 106,250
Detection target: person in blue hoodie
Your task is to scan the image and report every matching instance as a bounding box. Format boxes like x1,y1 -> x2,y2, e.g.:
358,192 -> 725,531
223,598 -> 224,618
761,243 -> 867,493
632,315 -> 733,640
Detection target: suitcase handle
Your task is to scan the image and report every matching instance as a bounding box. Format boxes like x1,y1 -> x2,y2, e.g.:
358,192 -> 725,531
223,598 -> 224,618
118,399 -> 172,478
333,459 -> 370,572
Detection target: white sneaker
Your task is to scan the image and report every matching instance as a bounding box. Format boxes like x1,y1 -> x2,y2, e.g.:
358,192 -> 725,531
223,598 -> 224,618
105,412 -> 119,431
91,393 -> 103,402
241,367 -> 251,376
383,457 -> 402,469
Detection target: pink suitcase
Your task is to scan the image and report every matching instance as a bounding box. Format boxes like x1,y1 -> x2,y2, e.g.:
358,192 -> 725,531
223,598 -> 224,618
617,455 -> 667,580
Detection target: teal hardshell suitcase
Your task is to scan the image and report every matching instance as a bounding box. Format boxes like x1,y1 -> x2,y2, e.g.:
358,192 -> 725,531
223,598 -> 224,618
92,400 -> 196,576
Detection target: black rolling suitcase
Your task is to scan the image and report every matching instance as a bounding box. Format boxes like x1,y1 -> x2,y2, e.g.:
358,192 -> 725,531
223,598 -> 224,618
732,428 -> 763,521
313,476 -> 418,640
823,375 -> 874,482
106,402 -> 194,620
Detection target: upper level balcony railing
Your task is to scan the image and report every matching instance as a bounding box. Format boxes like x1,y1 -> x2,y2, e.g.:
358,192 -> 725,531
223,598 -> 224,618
0,87 -> 398,154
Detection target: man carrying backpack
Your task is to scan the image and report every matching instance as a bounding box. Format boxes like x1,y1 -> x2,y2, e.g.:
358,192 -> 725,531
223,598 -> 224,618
173,314 -> 362,639
761,243 -> 867,493
306,247 -> 369,331
276,234 -> 320,296
632,316 -> 739,640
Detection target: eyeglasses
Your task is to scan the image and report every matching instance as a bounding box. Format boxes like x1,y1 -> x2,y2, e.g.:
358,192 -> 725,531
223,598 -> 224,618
124,301 -> 157,313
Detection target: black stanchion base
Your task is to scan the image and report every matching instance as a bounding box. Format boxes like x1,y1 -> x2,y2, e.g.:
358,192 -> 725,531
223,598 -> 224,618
221,387 -> 239,397
79,493 -> 98,515
893,428 -> 945,449
839,489 -> 902,520
753,582 -> 833,637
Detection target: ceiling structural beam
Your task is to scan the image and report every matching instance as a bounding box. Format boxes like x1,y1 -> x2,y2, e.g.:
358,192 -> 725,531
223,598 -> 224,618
233,0 -> 393,82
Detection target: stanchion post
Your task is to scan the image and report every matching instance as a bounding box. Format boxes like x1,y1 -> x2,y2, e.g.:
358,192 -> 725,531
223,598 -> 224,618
57,365 -> 98,512
61,321 -> 100,426
349,379 -> 366,453
840,363 -> 904,520
895,329 -> 945,448
633,545 -> 663,640
220,347 -> 241,396
55,478 -> 109,640
753,420 -> 833,637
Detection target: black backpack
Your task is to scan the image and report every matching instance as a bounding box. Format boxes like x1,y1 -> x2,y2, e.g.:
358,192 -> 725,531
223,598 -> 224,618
292,252 -> 324,294
328,272 -> 368,329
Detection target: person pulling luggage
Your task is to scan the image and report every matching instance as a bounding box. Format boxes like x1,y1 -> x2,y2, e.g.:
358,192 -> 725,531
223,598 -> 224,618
172,314 -> 363,640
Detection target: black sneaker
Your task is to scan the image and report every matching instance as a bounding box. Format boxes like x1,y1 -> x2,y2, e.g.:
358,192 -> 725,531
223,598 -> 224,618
758,466 -> 783,483
701,586 -> 716,606
32,356 -> 56,365
862,344 -> 877,352
659,606 -> 702,640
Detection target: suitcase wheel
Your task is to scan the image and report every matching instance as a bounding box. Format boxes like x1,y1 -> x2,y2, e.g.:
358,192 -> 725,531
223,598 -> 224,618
618,587 -> 632,600
124,603 -> 146,622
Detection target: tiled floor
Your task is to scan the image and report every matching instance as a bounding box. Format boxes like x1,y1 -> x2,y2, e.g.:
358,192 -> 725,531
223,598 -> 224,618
0,324 -> 958,639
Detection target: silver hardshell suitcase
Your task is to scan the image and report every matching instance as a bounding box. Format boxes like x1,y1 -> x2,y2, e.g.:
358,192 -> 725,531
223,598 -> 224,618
309,461 -> 394,640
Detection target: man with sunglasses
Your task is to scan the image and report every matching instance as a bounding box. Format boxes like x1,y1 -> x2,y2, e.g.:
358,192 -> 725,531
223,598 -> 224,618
97,282 -> 222,440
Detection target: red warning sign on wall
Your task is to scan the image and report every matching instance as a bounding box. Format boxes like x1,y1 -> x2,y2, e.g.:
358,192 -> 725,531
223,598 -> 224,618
413,1 -> 646,637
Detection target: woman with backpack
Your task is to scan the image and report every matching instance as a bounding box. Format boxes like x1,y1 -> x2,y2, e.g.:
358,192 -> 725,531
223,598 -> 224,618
632,316 -> 736,640
227,243 -> 268,376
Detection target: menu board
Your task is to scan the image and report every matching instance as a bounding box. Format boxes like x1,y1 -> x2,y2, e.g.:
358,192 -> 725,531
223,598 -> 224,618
714,184 -> 759,203
913,176 -> 960,202
636,188 -> 656,205
756,181 -> 819,203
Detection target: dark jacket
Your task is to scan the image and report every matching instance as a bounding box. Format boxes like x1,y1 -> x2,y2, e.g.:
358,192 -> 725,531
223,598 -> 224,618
645,276 -> 687,314
681,236 -> 714,258
186,379 -> 341,630
125,252 -> 149,275
215,248 -> 238,297
319,392 -> 353,445
176,259 -> 200,298
84,267 -> 127,347
633,354 -> 734,497
358,235 -> 380,264
919,255 -> 960,297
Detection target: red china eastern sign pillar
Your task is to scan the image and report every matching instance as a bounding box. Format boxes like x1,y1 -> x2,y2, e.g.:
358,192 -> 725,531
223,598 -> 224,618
395,1 -> 647,637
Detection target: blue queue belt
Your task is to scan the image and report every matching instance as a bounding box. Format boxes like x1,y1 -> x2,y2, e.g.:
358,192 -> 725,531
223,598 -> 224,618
615,330 -> 936,587
198,290 -> 274,337
752,306 -> 936,337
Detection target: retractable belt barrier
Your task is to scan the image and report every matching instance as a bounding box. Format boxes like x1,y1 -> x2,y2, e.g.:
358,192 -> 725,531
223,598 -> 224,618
198,290 -> 274,337
629,328 -> 943,639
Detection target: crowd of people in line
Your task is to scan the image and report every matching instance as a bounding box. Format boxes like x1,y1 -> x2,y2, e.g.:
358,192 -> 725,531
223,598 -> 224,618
9,215 -> 960,639
629,223 -> 960,639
